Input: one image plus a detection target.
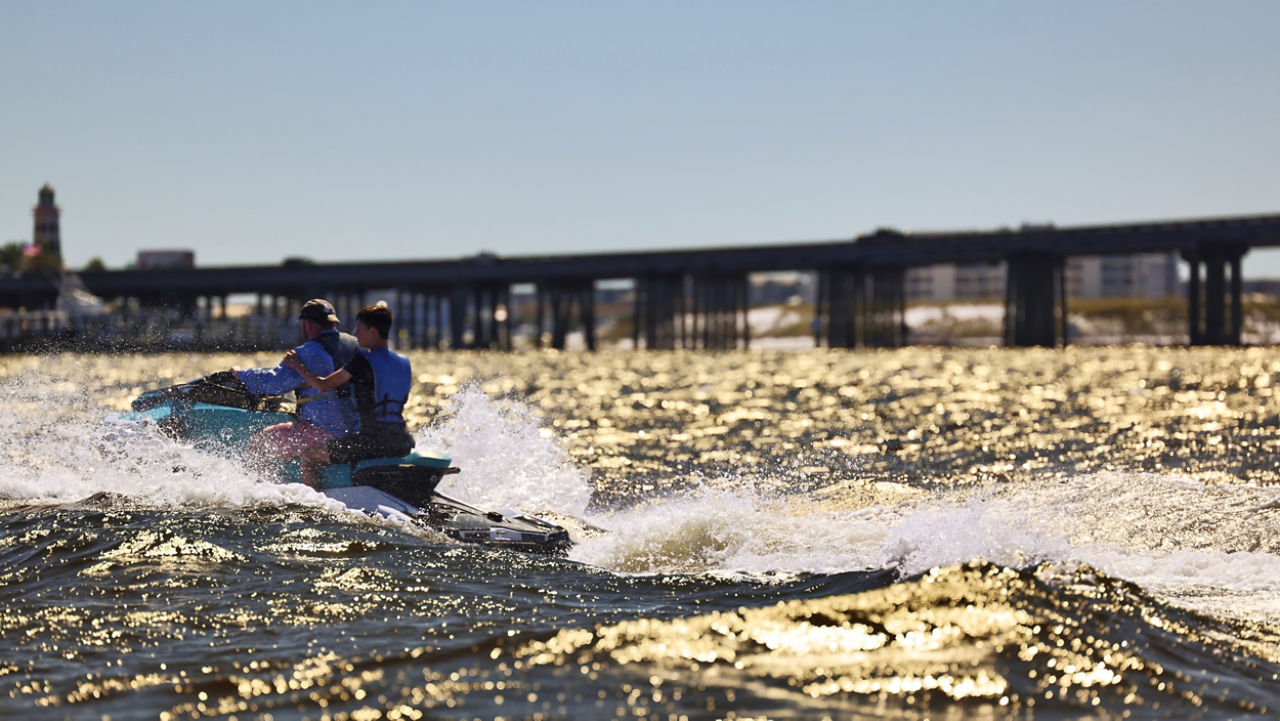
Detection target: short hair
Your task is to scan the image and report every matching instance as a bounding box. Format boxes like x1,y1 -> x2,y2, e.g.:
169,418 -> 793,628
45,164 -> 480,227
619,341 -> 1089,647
356,303 -> 393,339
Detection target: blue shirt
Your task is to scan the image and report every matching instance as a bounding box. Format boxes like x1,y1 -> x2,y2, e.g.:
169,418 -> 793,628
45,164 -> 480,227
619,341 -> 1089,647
236,330 -> 356,437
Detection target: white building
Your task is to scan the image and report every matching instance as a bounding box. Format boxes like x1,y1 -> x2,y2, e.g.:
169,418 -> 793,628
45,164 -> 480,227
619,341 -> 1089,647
906,262 -> 1006,301
906,252 -> 1180,301
1065,253 -> 1179,299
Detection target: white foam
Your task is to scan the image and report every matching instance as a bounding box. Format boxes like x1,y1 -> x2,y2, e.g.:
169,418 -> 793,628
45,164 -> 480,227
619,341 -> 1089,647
571,481 -> 892,574
572,465 -> 1280,622
415,384 -> 593,516
0,374 -> 592,534
869,473 -> 1280,622
0,370 -> 336,511
875,490 -> 1075,576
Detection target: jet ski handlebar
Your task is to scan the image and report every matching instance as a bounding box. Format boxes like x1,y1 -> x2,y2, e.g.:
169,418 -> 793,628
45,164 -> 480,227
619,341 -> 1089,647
131,371 -> 285,413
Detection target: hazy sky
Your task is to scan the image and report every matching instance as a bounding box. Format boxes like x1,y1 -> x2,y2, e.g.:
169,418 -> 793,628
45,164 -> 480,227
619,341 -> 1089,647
4,1 -> 1279,274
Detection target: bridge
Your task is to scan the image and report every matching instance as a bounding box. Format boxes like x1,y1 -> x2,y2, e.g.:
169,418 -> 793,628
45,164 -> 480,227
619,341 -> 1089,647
2,211 -> 1278,350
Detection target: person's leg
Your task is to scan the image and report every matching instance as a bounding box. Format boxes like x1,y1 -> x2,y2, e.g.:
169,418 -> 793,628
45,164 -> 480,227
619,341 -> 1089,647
246,422 -> 291,478
299,444 -> 332,489
246,421 -> 334,481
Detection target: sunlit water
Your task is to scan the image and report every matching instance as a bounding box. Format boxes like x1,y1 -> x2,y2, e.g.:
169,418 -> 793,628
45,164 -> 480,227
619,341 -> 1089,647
3,347 -> 1280,719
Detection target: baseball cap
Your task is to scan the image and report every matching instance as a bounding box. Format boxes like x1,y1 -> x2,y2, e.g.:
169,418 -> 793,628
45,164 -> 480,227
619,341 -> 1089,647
298,298 -> 340,325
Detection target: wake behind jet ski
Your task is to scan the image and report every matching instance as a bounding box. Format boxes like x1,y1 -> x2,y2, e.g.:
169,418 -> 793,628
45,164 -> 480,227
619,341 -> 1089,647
126,371 -> 573,555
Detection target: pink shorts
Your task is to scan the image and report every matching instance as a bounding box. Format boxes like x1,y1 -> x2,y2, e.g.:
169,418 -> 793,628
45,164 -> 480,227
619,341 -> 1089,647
251,421 -> 335,460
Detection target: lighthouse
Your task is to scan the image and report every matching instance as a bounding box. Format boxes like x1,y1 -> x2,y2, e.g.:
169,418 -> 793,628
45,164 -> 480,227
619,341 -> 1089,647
32,184 -> 62,265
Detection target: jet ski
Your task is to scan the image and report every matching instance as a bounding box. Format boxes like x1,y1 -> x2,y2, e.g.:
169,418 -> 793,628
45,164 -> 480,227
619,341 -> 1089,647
125,371 -> 573,555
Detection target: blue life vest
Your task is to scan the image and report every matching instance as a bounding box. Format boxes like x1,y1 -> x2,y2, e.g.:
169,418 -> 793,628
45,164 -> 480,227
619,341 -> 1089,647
356,348 -> 412,431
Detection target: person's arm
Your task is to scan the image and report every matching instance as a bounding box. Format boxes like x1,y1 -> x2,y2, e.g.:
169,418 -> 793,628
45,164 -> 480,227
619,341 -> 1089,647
235,360 -> 304,396
283,349 -> 352,392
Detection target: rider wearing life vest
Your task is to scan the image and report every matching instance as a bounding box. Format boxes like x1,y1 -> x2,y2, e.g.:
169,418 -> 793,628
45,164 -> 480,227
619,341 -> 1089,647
236,298 -> 358,467
284,302 -> 415,487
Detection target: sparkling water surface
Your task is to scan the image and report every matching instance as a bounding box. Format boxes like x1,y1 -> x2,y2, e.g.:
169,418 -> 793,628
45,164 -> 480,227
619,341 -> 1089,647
3,347 -> 1280,719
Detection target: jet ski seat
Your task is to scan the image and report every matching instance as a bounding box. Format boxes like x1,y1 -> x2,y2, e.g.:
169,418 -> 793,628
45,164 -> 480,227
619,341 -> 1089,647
331,451 -> 461,506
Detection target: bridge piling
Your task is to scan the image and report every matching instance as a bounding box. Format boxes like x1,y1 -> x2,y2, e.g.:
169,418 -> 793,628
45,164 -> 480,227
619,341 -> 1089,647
816,265 -> 905,348
395,289 -> 413,349
816,265 -> 861,348
867,266 -> 906,347
535,279 -> 596,350
688,273 -> 748,349
635,273 -> 682,349
1003,253 -> 1065,347
1184,244 -> 1246,345
632,272 -> 750,350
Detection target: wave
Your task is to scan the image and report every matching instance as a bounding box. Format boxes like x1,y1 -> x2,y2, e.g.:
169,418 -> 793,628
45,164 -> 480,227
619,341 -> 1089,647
6,366 -> 1280,631
489,561 -> 1280,719
575,467 -> 1280,630
4,476 -> 1279,718
151,561 -> 1267,720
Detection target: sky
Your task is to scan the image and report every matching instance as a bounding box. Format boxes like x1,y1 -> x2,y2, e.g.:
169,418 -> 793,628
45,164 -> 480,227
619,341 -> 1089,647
4,1 -> 1279,275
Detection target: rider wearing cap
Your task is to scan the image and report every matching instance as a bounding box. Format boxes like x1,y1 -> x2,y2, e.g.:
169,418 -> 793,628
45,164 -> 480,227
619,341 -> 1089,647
235,299 -> 359,469
284,302 -> 414,487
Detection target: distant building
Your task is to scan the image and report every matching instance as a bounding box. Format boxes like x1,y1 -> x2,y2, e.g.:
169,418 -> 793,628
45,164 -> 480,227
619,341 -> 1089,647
21,184 -> 65,271
1066,253 -> 1179,299
907,262 -> 1006,301
32,184 -> 61,259
906,252 -> 1180,301
137,250 -> 195,270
